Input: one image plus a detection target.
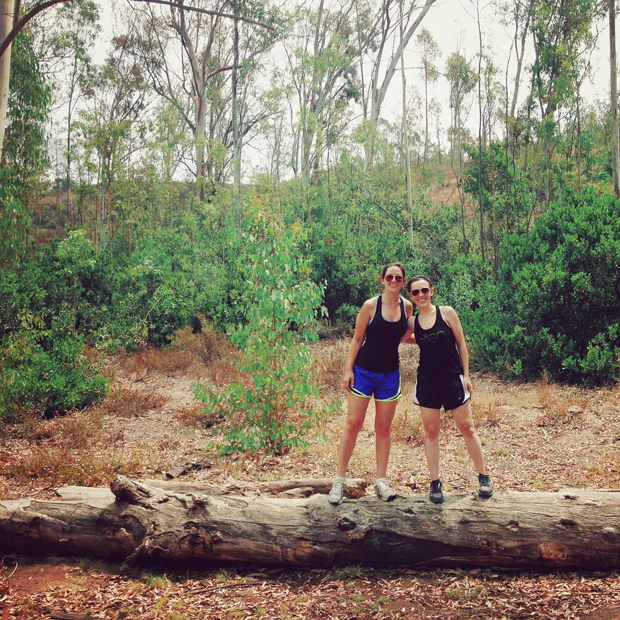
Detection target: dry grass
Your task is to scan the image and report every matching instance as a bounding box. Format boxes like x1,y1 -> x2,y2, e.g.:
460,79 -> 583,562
173,403 -> 224,429
115,346 -> 195,376
0,409 -> 159,488
108,318 -> 240,381
313,338 -> 348,390
171,319 -> 244,384
99,387 -> 169,418
2,444 -> 150,487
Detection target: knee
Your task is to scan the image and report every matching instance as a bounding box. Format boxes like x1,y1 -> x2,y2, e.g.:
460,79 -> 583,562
457,421 -> 476,439
344,418 -> 364,437
424,423 -> 441,442
375,421 -> 392,438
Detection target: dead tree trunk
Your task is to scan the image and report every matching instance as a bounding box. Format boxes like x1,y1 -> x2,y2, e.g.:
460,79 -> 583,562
1,477 -> 619,570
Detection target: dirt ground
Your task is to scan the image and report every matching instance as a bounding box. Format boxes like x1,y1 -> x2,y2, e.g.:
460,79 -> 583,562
1,339 -> 620,619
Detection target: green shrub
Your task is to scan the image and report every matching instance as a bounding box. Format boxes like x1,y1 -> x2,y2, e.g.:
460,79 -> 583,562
468,188 -> 620,385
0,311 -> 108,421
195,213 -> 338,455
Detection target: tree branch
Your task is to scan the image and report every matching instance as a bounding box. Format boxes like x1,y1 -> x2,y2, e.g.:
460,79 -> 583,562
130,0 -> 276,31
0,0 -> 72,60
0,0 -> 276,61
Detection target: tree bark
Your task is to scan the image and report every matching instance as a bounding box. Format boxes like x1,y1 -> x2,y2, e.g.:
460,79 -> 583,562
365,0 -> 437,170
1,477 -> 620,570
0,0 -> 15,159
611,0 -> 620,198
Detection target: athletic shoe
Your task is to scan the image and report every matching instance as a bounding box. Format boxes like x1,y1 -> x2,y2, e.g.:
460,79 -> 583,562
328,478 -> 346,505
429,479 -> 444,504
374,478 -> 396,501
478,473 -> 493,498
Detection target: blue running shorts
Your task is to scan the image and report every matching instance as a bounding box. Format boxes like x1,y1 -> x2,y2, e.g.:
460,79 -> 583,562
350,365 -> 401,402
413,373 -> 470,411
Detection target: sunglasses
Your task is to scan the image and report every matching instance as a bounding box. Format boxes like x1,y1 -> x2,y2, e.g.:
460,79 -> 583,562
409,287 -> 430,297
384,274 -> 403,282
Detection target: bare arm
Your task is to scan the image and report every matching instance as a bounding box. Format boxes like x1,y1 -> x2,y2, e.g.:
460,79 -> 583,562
400,315 -> 417,345
342,299 -> 374,392
442,306 -> 471,393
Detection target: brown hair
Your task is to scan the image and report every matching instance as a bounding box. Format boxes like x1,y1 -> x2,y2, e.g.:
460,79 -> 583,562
406,275 -> 433,294
380,262 -> 406,280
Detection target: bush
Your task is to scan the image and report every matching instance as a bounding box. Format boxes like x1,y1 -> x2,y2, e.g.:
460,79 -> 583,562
194,213 -> 338,455
0,310 -> 108,421
468,188 -> 620,385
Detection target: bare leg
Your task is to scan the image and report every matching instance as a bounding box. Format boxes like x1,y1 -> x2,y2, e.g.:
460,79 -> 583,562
419,407 -> 442,480
452,400 -> 486,474
374,400 -> 398,479
336,393 -> 371,477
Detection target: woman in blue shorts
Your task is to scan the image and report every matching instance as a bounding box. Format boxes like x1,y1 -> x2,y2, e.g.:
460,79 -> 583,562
403,275 -> 492,504
328,263 -> 414,505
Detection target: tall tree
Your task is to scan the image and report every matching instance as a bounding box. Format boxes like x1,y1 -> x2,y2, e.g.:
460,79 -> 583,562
528,0 -> 599,207
446,51 -> 476,253
611,0 -> 620,198
74,22 -> 151,250
0,0 -> 15,158
285,0 -> 360,219
0,22 -> 51,265
399,0 -> 413,244
415,27 -> 440,166
363,0 -> 437,169
44,0 -> 100,222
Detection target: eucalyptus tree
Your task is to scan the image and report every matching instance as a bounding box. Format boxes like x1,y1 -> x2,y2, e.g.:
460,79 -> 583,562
495,0 -> 535,147
0,0 -> 16,157
124,0 -> 279,206
528,0 -> 601,208
362,0 -> 437,170
42,0 -> 100,222
227,0 -> 282,224
611,0 -> 620,197
74,22 -> 152,250
285,0 -> 362,219
0,22 -> 50,266
446,50 -> 476,252
415,27 -> 440,166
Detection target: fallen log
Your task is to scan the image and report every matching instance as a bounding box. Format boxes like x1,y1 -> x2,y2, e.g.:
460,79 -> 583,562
145,477 -> 368,498
1,477 -> 619,570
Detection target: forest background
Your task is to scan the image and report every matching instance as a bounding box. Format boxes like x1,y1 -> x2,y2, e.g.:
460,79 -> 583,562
2,0 -> 620,427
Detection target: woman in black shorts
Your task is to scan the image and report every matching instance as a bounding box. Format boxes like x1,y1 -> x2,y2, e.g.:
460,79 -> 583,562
403,275 -> 492,504
328,263 -> 414,505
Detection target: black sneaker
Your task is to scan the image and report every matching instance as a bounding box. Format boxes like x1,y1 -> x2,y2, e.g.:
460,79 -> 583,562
478,473 -> 493,498
429,479 -> 444,504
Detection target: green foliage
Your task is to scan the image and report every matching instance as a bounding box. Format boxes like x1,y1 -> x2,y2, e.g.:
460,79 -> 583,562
0,25 -> 51,267
0,310 -> 108,422
195,213 -> 337,454
468,188 -> 620,385
4,25 -> 52,186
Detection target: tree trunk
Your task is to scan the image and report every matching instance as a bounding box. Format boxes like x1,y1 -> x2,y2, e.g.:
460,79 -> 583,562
611,0 -> 620,198
0,0 -> 15,160
2,477 -> 620,570
232,11 -> 242,232
476,0 -> 485,264
365,0 -> 437,171
399,0 -> 413,246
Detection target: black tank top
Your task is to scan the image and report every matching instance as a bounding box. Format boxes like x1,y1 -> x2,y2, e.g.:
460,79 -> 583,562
354,296 -> 408,374
414,306 -> 463,380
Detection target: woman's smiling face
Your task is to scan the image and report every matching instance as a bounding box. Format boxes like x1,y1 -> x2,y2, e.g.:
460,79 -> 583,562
408,278 -> 433,307
381,265 -> 405,292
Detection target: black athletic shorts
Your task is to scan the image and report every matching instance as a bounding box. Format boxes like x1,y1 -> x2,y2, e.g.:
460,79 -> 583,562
413,373 -> 470,411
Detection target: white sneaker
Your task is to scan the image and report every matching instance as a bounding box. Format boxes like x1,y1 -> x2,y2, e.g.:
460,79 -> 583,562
375,478 -> 396,501
328,478 -> 346,505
